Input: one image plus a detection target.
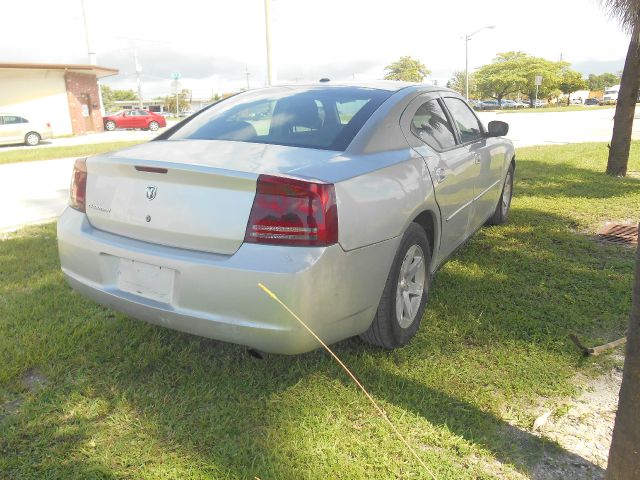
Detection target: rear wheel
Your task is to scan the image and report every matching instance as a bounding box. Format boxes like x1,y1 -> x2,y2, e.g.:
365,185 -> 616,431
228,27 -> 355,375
25,132 -> 40,146
361,223 -> 431,349
486,162 -> 514,226
104,120 -> 116,131
148,121 -> 159,131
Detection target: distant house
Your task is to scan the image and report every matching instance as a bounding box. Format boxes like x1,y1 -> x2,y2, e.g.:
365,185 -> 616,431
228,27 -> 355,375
0,62 -> 118,136
112,97 -> 213,115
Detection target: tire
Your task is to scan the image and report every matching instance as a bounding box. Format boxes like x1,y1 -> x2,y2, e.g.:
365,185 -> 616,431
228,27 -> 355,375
24,132 -> 40,146
104,120 -> 116,131
486,162 -> 514,226
148,121 -> 159,131
361,223 -> 431,349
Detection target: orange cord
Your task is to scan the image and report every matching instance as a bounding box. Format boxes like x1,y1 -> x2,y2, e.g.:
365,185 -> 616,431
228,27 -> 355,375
258,283 -> 437,479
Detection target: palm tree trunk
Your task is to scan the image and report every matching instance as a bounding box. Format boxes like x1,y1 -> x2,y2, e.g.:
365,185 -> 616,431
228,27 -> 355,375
607,22 -> 640,176
606,227 -> 640,479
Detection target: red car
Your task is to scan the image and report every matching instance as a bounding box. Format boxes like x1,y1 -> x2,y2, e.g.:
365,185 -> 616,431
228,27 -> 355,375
103,109 -> 167,132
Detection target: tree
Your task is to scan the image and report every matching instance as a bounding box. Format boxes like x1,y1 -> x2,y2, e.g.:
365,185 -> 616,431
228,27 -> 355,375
599,0 -> 640,176
447,70 -> 477,98
100,85 -> 137,112
518,57 -> 567,107
475,52 -> 529,105
559,68 -> 588,104
164,89 -> 192,114
607,229 -> 640,479
383,56 -> 430,82
588,72 -> 620,91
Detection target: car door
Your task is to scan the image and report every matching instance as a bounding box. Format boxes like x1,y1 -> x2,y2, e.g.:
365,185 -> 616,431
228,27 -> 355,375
120,111 -> 136,128
0,116 -> 23,144
400,93 -> 478,260
442,96 -> 502,234
135,110 -> 151,128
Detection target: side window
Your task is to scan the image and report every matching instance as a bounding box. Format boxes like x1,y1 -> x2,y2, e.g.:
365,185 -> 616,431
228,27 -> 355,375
443,97 -> 483,143
18,117 -> 28,123
3,116 -> 19,125
138,110 -> 149,116
410,99 -> 457,150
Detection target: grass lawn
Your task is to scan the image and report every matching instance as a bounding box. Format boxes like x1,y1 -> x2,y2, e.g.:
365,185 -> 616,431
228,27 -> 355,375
1,142 -> 639,479
493,105 -> 617,114
0,141 -> 144,165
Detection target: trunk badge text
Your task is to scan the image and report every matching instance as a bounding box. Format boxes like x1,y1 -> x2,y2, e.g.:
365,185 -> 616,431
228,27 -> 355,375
146,186 -> 158,200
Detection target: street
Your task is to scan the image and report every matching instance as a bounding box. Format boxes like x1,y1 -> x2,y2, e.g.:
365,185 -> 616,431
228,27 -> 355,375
1,109 -> 638,233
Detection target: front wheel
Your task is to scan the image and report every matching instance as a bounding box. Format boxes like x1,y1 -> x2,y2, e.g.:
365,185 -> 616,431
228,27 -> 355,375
486,163 -> 514,226
25,132 -> 40,146
361,223 -> 431,349
148,121 -> 159,131
104,120 -> 116,131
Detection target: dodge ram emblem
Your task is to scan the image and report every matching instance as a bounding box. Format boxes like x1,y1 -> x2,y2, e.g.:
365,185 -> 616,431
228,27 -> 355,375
146,186 -> 157,200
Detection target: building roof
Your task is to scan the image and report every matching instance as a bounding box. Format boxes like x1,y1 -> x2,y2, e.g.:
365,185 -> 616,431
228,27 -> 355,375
0,62 -> 118,79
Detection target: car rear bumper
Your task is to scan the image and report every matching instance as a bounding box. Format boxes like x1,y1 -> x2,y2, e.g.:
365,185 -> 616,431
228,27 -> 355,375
57,208 -> 397,354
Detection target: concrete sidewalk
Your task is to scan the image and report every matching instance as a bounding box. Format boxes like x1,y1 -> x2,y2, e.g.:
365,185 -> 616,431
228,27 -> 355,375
0,120 -> 178,153
0,157 -> 76,233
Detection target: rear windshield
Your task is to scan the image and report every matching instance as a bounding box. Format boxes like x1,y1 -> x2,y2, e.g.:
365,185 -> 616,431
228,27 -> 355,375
166,86 -> 393,151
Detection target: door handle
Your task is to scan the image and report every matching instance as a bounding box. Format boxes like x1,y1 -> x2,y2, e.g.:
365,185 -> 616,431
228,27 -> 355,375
473,153 -> 482,164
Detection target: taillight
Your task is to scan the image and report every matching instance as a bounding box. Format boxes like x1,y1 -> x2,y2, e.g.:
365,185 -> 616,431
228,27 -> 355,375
69,158 -> 87,212
46,122 -> 51,128
245,174 -> 338,246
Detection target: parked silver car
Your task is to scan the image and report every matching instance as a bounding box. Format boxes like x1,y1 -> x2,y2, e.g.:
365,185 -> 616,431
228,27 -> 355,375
57,83 -> 515,354
0,113 -> 52,146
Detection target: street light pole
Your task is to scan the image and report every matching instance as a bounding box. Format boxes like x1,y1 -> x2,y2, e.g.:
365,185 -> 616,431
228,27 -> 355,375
464,26 -> 495,101
465,36 -> 469,100
264,0 -> 274,86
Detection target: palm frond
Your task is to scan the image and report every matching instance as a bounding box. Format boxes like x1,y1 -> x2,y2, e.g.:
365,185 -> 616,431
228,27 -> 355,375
599,0 -> 640,33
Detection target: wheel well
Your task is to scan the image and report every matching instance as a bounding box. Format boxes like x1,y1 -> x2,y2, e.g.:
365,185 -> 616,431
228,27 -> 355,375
412,210 -> 437,253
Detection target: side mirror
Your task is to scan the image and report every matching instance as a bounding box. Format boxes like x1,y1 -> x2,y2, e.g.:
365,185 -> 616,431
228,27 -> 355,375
486,120 -> 509,137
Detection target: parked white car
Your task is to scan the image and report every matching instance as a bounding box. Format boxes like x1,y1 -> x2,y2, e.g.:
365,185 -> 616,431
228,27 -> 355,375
58,83 -> 515,354
0,114 -> 52,146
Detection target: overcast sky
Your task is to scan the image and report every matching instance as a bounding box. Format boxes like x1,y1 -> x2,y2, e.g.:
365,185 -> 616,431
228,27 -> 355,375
1,0 -> 631,99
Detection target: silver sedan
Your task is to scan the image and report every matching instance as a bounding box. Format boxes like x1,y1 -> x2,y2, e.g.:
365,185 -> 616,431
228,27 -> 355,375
57,82 -> 515,354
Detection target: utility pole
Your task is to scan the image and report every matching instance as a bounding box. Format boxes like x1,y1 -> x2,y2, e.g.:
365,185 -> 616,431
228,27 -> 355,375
464,26 -> 495,100
134,48 -> 143,108
245,66 -> 251,90
81,0 -> 105,116
81,0 -> 96,65
264,0 -> 274,86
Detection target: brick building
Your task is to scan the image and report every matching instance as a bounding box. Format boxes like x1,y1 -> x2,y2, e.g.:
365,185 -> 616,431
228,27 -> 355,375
0,63 -> 118,136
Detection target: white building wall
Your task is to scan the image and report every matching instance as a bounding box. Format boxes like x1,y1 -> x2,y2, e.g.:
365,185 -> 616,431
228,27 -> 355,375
0,69 -> 73,136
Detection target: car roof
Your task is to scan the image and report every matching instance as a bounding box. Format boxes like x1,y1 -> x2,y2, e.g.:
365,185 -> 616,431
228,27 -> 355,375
273,80 -> 444,93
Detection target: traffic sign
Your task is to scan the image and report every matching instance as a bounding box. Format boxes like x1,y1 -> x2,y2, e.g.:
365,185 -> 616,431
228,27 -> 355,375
535,75 -> 543,86
171,72 -> 181,80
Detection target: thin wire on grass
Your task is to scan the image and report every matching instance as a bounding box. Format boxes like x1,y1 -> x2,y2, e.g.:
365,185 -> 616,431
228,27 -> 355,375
258,283 -> 437,479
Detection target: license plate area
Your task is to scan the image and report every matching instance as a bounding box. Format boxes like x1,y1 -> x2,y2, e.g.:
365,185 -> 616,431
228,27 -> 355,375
116,258 -> 175,304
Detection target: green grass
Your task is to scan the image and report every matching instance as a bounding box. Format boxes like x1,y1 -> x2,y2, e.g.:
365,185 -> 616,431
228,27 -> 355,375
0,141 -> 145,165
494,105 -> 617,114
1,142 -> 639,479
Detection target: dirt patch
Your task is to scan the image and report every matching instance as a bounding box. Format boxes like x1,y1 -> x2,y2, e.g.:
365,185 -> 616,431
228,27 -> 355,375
0,369 -> 48,421
529,355 -> 623,479
23,369 -> 47,392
